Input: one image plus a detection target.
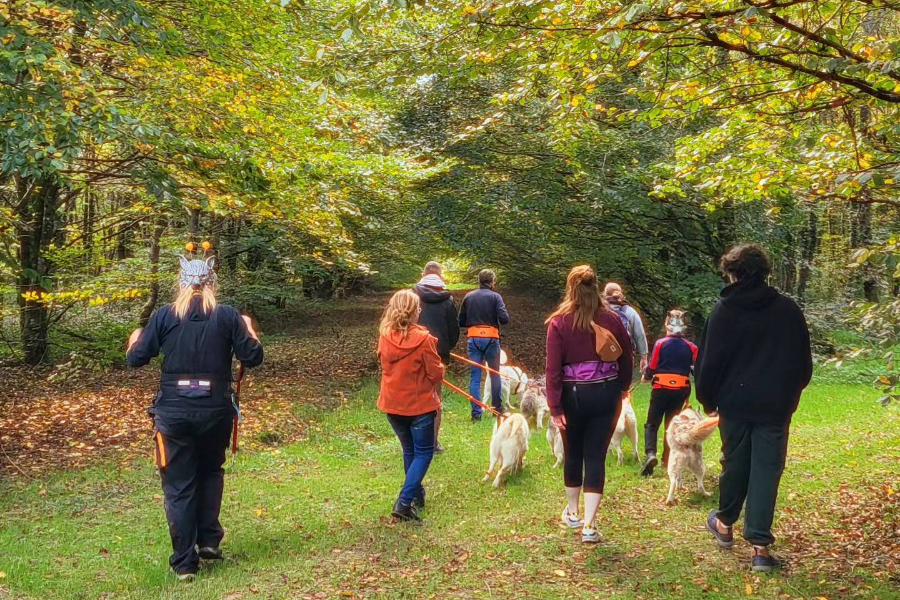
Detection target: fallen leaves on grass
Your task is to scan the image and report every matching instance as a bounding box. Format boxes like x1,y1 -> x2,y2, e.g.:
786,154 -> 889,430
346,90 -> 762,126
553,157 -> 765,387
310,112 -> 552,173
782,483 -> 900,580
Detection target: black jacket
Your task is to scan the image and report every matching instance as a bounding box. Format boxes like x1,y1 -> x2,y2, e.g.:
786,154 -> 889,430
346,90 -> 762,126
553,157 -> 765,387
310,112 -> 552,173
413,284 -> 460,363
127,297 -> 264,413
458,285 -> 510,330
695,279 -> 812,424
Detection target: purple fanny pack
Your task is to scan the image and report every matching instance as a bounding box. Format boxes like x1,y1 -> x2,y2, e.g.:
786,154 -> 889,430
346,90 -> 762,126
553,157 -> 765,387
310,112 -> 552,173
563,361 -> 619,383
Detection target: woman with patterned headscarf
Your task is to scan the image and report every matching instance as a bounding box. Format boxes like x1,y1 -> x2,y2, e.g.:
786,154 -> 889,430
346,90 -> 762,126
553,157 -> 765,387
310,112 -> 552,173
126,250 -> 263,581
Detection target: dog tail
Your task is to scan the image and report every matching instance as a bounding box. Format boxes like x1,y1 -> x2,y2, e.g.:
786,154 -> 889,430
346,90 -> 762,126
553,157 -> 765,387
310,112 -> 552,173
685,416 -> 719,445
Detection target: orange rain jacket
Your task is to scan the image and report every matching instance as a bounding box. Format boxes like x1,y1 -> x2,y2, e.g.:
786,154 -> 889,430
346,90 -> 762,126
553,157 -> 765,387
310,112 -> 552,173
377,325 -> 444,416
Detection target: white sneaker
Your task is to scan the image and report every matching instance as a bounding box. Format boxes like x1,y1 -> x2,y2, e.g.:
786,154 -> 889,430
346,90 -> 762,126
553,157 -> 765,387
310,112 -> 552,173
581,525 -> 602,543
561,505 -> 583,529
177,572 -> 196,582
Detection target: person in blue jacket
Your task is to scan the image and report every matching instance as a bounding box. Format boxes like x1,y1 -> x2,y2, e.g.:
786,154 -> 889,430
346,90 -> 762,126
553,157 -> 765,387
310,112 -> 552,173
126,253 -> 263,581
458,269 -> 510,420
641,309 -> 697,476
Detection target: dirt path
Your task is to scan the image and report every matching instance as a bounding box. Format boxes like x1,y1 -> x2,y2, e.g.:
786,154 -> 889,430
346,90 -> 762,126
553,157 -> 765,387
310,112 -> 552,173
0,289 -> 554,477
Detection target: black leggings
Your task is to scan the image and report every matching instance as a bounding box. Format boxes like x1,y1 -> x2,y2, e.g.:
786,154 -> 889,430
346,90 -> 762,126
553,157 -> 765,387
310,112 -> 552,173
560,380 -> 622,494
644,386 -> 691,461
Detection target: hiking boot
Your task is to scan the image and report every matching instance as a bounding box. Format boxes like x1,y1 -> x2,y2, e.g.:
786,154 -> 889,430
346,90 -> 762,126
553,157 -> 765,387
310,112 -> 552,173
434,442 -> 445,455
198,546 -> 223,560
176,571 -> 197,582
641,453 -> 658,477
413,487 -> 426,509
391,500 -> 422,523
581,525 -> 602,544
561,505 -> 584,529
705,509 -> 734,549
751,549 -> 781,572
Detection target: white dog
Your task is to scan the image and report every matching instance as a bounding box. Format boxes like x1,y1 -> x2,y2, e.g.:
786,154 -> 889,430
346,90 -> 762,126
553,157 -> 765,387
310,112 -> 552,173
664,408 -> 719,505
608,395 -> 640,466
483,350 -> 529,410
482,413 -> 530,488
519,376 -> 549,429
546,416 -> 565,468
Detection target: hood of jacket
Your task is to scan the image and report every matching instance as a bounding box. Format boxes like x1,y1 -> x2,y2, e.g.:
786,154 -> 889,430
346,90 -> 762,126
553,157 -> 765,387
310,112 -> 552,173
380,325 -> 433,363
414,284 -> 452,304
720,278 -> 779,311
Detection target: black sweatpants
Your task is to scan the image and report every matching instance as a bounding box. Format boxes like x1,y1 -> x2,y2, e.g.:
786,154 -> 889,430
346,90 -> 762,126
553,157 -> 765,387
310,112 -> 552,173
560,380 -> 622,494
716,416 -> 790,546
154,410 -> 233,574
644,386 -> 691,462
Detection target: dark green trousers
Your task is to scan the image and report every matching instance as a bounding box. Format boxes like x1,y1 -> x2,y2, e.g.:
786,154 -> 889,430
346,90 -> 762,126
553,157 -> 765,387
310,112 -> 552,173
716,416 -> 790,546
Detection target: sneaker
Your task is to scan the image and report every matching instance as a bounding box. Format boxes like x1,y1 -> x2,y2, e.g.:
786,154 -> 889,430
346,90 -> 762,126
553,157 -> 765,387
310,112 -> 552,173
391,500 -> 422,522
176,572 -> 196,582
751,549 -> 781,572
198,546 -> 223,560
413,487 -> 426,509
471,414 -> 482,423
641,453 -> 658,477
705,509 -> 734,549
581,526 -> 602,544
561,505 -> 584,529
434,442 -> 445,454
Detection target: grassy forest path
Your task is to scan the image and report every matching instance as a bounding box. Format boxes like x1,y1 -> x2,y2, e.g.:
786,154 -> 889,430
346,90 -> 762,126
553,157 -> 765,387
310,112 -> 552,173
1,290 -> 899,599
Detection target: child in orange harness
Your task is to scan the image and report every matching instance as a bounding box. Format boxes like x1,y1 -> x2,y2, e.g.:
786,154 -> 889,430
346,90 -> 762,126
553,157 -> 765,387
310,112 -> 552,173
641,309 -> 697,477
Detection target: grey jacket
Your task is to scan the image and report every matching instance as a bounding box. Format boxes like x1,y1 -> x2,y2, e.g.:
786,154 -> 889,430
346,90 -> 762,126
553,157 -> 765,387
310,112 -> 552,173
609,303 -> 649,356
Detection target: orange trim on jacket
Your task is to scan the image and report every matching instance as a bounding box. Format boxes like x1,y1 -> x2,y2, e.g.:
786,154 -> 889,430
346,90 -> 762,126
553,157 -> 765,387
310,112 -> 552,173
377,325 -> 444,416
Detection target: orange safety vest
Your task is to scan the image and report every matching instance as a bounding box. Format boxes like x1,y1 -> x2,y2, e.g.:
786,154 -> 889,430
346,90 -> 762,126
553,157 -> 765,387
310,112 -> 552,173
467,325 -> 500,339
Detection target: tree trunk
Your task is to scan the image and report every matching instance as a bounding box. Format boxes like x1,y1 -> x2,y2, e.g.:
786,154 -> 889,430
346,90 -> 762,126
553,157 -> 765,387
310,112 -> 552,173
796,211 -> 819,303
850,201 -> 878,301
17,176 -> 61,365
138,215 -> 166,327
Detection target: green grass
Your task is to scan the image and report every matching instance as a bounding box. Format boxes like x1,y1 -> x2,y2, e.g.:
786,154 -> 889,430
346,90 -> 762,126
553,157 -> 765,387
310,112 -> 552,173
1,381 -> 898,600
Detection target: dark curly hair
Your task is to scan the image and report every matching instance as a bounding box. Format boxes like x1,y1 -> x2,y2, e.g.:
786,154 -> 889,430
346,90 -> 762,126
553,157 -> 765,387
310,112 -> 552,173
720,244 -> 771,282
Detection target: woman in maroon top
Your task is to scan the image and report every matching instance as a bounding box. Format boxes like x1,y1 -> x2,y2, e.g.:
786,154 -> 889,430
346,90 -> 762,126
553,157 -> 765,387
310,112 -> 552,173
546,265 -> 633,543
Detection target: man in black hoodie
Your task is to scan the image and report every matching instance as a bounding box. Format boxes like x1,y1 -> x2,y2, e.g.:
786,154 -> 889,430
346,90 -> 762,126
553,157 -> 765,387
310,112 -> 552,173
696,244 -> 812,573
413,261 -> 460,453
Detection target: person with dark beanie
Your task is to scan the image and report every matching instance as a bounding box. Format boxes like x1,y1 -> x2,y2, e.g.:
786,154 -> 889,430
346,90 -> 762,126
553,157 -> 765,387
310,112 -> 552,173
459,269 -> 510,420
413,261 -> 460,453
696,244 -> 812,572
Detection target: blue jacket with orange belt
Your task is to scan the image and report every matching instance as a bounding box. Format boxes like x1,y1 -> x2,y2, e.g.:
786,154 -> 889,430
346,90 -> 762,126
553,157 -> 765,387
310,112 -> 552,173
645,335 -> 697,389
458,285 -> 510,336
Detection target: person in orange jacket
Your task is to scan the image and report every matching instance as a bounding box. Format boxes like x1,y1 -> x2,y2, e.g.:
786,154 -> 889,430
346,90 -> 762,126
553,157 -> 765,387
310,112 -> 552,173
377,289 -> 445,522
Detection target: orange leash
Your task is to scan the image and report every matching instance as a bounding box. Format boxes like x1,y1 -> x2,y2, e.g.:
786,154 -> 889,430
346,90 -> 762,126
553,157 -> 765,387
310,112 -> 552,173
450,352 -> 515,380
442,379 -> 503,418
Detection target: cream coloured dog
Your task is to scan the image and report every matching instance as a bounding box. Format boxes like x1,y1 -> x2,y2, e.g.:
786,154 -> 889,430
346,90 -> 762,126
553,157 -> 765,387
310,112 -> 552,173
608,395 -> 640,466
664,408 -> 719,505
482,413 -> 530,488
546,416 -> 565,468
519,376 -> 549,429
483,351 -> 529,410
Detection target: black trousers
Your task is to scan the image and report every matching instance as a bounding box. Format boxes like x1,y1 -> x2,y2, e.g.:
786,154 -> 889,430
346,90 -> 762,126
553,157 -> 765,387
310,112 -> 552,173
154,410 -> 233,574
716,416 -> 790,546
644,386 -> 691,461
560,380 -> 622,494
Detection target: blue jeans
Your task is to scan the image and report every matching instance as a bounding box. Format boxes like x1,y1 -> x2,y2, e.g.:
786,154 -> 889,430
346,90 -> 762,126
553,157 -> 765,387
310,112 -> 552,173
467,337 -> 502,417
386,412 -> 436,506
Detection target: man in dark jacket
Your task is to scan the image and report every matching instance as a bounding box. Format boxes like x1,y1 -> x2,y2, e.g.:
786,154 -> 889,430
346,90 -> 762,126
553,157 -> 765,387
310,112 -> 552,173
696,244 -> 812,573
458,269 -> 510,420
413,261 -> 460,452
